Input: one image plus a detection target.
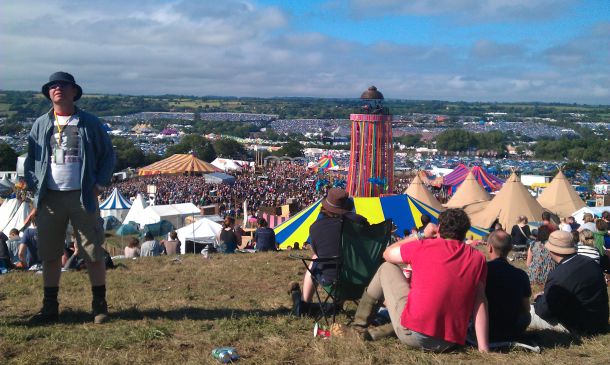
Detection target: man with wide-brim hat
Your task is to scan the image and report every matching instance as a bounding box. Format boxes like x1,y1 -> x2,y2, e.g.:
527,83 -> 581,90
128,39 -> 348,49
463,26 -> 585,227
529,230 -> 609,334
290,188 -> 368,316
41,71 -> 83,101
24,71 -> 115,325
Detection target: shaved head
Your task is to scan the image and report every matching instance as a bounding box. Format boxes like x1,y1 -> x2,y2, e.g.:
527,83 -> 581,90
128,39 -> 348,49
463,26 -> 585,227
488,229 -> 512,257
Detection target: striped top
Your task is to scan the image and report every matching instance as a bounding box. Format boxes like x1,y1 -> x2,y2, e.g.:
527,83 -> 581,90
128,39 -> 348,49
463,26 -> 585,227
577,244 -> 600,264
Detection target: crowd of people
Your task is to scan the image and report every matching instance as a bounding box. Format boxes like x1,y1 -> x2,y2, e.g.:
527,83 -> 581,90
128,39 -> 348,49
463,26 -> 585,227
105,163 -> 324,214
290,189 -> 610,352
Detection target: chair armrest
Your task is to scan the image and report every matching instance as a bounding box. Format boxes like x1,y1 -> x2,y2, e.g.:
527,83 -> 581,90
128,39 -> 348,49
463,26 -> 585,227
289,254 -> 341,262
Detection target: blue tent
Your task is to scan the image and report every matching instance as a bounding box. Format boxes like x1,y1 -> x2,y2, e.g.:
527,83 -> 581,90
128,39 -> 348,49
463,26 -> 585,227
115,222 -> 139,236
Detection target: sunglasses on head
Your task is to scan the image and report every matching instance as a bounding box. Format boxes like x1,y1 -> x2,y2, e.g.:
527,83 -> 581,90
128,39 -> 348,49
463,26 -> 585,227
48,81 -> 73,89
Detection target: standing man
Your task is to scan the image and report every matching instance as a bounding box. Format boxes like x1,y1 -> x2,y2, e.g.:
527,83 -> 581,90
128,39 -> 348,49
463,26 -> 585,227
25,72 -> 115,324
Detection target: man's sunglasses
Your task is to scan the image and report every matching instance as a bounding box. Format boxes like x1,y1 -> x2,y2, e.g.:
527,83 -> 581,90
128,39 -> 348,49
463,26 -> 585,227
48,81 -> 74,89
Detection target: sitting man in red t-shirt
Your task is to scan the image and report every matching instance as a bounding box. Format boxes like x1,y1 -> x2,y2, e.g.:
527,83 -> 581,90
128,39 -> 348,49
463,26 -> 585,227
352,208 -> 489,352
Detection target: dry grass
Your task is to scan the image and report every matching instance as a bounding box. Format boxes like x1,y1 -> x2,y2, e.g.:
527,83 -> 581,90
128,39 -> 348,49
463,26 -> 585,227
0,251 -> 609,365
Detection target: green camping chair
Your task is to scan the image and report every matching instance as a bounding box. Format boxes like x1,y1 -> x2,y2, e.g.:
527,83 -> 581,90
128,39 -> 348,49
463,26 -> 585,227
293,218 -> 392,326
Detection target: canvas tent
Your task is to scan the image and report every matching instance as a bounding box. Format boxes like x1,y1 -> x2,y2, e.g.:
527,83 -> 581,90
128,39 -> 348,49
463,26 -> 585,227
133,203 -> 200,229
211,158 -> 248,172
115,222 -> 139,236
572,206 -> 610,225
443,164 -> 504,195
138,154 -> 221,175
123,194 -> 148,226
204,172 -> 236,185
470,172 -> 545,231
274,194 -> 488,249
176,217 -> 222,254
445,170 -> 491,208
315,155 -> 338,171
536,170 -> 586,218
99,188 -> 132,222
1,199 -> 31,236
404,174 -> 443,211
0,198 -> 20,233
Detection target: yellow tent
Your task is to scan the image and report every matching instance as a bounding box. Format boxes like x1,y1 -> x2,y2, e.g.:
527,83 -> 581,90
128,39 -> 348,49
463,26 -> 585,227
470,172 -> 545,230
537,170 -> 586,218
404,174 -> 444,211
138,154 -> 221,176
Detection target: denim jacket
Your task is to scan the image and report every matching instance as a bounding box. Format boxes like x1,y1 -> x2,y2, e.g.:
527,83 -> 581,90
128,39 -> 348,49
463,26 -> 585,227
24,107 -> 115,213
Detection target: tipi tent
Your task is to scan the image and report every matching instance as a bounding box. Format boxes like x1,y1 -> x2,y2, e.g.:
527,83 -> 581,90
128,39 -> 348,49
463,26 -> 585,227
274,194 -> 488,249
123,194 -> 148,226
537,170 -> 586,218
470,172 -> 545,230
176,217 -> 222,253
99,188 -> 132,222
445,170 -> 492,208
443,164 -> 504,195
404,174 -> 443,211
2,200 -> 31,236
138,154 -> 221,175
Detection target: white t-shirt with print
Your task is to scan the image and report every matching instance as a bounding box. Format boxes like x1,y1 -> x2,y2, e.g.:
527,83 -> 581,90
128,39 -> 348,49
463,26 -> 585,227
46,114 -> 82,191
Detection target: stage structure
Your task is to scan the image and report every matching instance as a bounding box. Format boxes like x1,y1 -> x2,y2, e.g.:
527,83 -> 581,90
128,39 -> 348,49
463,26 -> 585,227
346,86 -> 393,197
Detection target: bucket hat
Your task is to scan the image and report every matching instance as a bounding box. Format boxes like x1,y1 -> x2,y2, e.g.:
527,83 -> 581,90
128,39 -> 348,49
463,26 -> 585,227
42,71 -> 82,101
545,230 -> 576,255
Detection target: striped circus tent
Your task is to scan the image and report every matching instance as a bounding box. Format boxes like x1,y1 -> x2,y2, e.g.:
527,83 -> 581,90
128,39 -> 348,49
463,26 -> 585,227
316,155 -> 338,171
443,164 -> 504,195
100,188 -> 132,222
138,153 -> 221,176
274,194 -> 488,249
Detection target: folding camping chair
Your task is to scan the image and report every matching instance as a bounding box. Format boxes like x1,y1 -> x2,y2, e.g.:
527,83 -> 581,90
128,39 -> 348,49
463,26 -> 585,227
292,218 -> 392,327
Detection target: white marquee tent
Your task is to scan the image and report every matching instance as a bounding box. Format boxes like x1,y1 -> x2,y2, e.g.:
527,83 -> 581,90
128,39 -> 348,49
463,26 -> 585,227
133,203 -> 200,229
176,217 -> 222,254
572,206 -> 610,225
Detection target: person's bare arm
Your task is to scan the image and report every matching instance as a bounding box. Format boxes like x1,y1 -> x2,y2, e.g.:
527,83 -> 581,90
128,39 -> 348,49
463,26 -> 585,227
473,281 -> 489,353
526,247 -> 533,267
18,243 -> 27,264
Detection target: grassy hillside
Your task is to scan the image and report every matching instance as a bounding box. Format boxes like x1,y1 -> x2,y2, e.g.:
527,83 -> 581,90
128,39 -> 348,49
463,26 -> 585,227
1,251 -> 609,364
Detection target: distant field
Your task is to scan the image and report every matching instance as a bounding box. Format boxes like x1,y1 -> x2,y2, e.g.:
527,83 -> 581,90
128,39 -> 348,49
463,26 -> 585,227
1,250 -> 608,365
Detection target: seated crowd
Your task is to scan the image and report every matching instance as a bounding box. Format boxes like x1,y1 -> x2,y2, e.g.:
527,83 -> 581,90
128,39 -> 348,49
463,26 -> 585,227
290,188 -> 609,352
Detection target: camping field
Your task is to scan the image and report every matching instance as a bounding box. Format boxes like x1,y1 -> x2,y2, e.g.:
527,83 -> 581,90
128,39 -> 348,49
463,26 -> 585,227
1,251 -> 609,365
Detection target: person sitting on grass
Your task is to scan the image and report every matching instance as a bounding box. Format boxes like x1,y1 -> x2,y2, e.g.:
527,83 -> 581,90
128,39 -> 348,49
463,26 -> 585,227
124,237 -> 141,258
217,216 -> 239,254
351,208 -> 489,353
140,232 -> 163,257
0,232 -> 13,274
161,231 -> 181,255
6,229 -> 22,265
478,229 -> 531,342
289,188 -> 368,316
253,218 -> 277,252
577,229 -> 600,264
527,225 -> 556,286
529,230 -> 609,335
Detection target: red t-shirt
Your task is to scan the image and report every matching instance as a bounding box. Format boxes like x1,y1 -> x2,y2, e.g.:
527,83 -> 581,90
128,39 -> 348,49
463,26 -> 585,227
400,238 -> 487,345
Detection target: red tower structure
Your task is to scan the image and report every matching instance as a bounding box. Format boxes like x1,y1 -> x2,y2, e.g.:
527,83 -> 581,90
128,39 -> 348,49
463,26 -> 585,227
346,86 -> 394,197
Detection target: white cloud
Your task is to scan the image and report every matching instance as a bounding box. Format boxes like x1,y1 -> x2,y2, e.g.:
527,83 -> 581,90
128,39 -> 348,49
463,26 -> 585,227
346,0 -> 577,22
0,0 -> 607,104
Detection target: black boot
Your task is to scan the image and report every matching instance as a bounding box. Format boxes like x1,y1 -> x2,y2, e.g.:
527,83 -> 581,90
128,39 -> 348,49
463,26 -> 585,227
92,285 -> 109,324
30,287 -> 59,324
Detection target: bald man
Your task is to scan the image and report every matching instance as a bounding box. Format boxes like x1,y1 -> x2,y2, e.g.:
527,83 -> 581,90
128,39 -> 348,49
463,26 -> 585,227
483,230 -> 531,341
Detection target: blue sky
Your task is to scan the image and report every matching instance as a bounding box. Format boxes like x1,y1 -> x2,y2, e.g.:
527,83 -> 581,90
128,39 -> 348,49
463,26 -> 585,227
2,0 -> 609,104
